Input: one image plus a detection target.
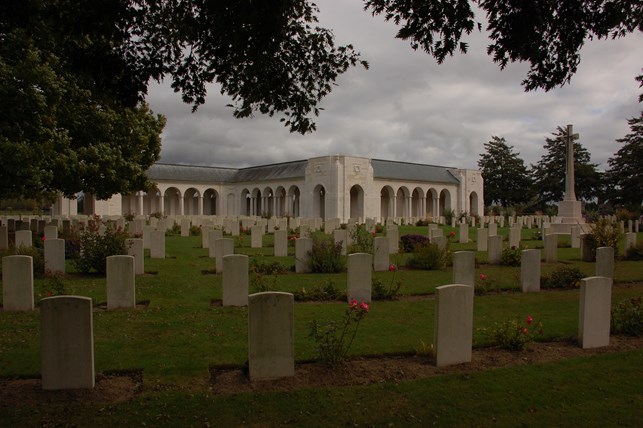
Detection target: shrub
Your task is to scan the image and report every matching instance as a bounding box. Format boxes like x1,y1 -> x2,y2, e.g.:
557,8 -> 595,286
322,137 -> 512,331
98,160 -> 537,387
348,224 -> 373,254
309,300 -> 369,366
294,280 -> 345,302
250,272 -> 277,293
72,222 -> 129,275
541,265 -> 584,289
500,246 -> 522,266
189,225 -> 201,236
249,259 -> 289,275
443,208 -> 455,225
611,297 -> 642,336
407,243 -> 446,270
624,241 -> 643,261
372,267 -> 402,300
479,315 -> 544,351
400,234 -> 431,252
307,233 -> 345,273
586,218 -> 622,259
475,273 -> 499,295
415,219 -> 429,227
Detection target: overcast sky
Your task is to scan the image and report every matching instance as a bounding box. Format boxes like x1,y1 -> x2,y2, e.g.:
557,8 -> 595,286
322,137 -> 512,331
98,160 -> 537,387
146,1 -> 643,171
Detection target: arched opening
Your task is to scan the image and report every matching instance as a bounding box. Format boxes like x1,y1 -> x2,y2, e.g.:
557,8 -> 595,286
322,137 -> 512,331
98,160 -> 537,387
203,189 -> 218,215
439,189 -> 451,217
411,188 -> 424,218
426,188 -> 438,220
241,189 -> 251,216
164,187 -> 182,215
287,186 -> 300,217
121,193 -> 138,216
313,185 -> 325,220
275,187 -> 287,217
380,186 -> 394,220
469,191 -> 479,216
396,187 -> 409,219
143,187 -> 162,215
183,188 -> 200,215
349,185 -> 365,220
263,186 -> 274,217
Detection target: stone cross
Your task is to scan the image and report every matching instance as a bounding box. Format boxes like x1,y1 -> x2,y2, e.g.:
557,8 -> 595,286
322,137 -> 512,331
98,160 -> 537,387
562,124 -> 580,201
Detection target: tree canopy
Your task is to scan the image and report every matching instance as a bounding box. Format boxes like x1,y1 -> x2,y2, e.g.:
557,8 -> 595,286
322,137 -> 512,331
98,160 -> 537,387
2,0 -> 641,199
530,127 -> 602,210
605,113 -> 643,207
477,136 -> 532,208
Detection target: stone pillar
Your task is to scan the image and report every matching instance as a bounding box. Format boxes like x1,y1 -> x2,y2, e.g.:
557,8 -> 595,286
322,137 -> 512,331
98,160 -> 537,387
150,230 -> 166,259
373,236 -> 389,272
295,237 -> 312,273
248,292 -> 294,381
521,249 -> 541,293
476,228 -> 488,252
578,276 -> 612,349
222,255 -> 249,306
274,230 -> 288,257
41,296 -> 94,390
44,238 -> 66,274
1,255 -> 34,311
434,284 -> 474,367
595,246 -> 614,279
126,238 -> 144,275
487,235 -> 503,264
347,253 -> 372,302
452,251 -> 475,287
106,255 -> 136,309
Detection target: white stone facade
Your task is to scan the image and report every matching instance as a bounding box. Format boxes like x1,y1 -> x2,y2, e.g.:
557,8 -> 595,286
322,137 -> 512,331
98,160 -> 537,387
53,155 -> 484,223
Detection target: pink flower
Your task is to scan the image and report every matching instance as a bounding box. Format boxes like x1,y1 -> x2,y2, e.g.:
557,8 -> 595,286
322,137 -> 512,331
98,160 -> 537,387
41,236 -> 46,241
360,302 -> 369,312
522,328 -> 529,335
449,231 -> 456,237
46,291 -> 53,297
526,315 -> 533,325
389,264 -> 396,271
349,299 -> 358,309
371,231 -> 376,236
479,273 -> 487,281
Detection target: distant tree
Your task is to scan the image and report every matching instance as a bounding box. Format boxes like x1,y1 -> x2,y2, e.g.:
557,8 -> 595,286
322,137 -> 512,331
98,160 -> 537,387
477,136 -> 532,208
605,113 -> 643,207
531,127 -> 602,210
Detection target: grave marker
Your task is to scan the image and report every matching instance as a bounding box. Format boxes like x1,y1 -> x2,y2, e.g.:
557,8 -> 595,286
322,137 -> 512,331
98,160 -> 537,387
434,284 -> 474,367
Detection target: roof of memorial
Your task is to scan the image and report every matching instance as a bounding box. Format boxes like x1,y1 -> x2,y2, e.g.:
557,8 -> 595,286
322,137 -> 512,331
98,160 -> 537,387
147,160 -> 307,183
147,157 -> 460,184
371,159 -> 460,184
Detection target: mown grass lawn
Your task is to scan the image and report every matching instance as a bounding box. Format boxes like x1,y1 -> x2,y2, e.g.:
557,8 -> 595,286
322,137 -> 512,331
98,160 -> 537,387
0,226 -> 642,426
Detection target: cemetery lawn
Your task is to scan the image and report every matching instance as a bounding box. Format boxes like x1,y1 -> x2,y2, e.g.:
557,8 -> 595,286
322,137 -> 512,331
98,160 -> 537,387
1,230 -> 642,426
